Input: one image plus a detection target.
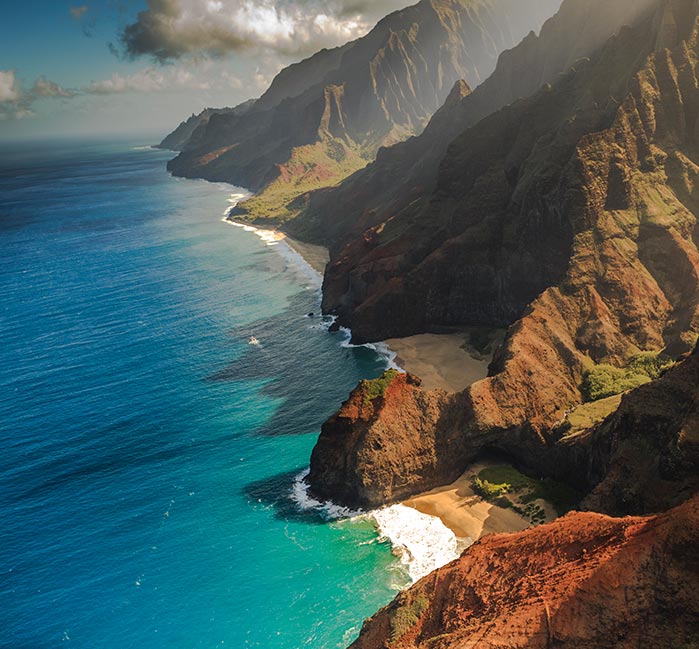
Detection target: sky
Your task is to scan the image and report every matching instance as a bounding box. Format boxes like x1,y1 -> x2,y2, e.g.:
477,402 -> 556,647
0,0 -> 410,141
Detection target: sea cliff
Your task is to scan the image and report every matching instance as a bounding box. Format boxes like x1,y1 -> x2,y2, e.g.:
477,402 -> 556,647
350,495 -> 699,648
307,0 -> 699,514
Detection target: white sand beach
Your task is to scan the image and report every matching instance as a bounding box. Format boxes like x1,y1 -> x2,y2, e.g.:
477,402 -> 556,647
403,462 -> 557,540
385,332 -> 495,393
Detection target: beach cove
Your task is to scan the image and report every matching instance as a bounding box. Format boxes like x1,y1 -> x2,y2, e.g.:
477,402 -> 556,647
223,214 -> 557,571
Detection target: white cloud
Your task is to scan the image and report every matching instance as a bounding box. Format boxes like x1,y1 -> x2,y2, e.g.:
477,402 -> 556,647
120,0 -> 410,61
0,62 -> 245,122
88,67 -> 213,94
32,76 -> 75,98
0,71 -> 19,102
0,71 -> 74,119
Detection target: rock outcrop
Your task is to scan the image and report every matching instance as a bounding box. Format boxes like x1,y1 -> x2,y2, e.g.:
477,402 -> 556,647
349,496 -> 699,649
307,0 -> 699,509
309,372 -> 465,506
164,0 -> 561,222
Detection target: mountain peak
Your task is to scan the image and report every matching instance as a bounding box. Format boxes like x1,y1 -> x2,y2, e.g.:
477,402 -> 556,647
444,79 -> 472,108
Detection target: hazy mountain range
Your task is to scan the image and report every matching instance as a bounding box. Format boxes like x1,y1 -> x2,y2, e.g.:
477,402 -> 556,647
161,0 -> 561,221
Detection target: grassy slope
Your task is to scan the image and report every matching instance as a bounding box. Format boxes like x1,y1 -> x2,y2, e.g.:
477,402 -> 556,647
232,139 -> 370,226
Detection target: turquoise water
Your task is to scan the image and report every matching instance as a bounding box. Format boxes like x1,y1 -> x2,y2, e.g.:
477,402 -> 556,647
0,140 -> 403,648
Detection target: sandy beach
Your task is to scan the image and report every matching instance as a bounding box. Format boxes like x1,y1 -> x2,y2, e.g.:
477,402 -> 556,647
403,462 -> 556,540
385,333 -> 494,393
283,235 -> 329,275
226,218 -> 329,275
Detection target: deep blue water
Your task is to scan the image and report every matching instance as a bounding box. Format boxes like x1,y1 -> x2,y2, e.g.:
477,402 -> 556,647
0,140 -> 402,648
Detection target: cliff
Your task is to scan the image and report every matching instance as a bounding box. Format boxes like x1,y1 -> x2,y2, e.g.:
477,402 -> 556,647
164,0 -> 562,223
157,101 -> 255,152
308,0 -> 699,509
309,371 -> 463,506
286,0 -> 658,247
349,496 -> 699,648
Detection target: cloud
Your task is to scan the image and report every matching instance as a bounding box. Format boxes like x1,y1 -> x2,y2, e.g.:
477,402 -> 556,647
88,67 -> 213,94
70,5 -> 89,20
119,0 -> 410,62
32,76 -> 76,98
0,70 -> 20,102
0,71 -> 76,119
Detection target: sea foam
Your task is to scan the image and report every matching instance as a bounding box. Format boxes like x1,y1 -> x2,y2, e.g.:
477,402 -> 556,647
290,470 -> 362,520
335,324 -> 402,372
372,505 -> 460,583
290,470 -> 461,584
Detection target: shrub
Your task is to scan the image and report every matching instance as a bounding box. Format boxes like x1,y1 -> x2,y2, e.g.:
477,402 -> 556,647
581,364 -> 649,401
390,595 -> 429,643
472,477 -> 511,499
475,465 -> 580,515
628,351 -> 674,380
362,369 -> 400,405
581,352 -> 674,402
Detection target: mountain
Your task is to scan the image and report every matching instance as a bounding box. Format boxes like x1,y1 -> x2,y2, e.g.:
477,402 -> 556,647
164,0 -> 562,223
307,0 -> 699,509
285,0 -> 658,247
301,1 -> 699,644
157,101 -> 256,152
350,496 -> 699,648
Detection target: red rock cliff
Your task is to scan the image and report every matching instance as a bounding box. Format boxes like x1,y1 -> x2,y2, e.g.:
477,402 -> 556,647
350,496 -> 699,649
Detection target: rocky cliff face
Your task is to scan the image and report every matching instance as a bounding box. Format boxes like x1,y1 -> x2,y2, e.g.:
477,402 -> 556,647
157,101 -> 255,152
349,496 -> 699,649
308,0 -> 699,509
164,0 -> 561,220
309,372 -> 467,505
287,0 -> 658,247
573,344 -> 699,516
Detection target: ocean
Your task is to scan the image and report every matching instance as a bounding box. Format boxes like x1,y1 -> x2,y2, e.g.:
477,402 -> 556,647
0,139 -> 457,648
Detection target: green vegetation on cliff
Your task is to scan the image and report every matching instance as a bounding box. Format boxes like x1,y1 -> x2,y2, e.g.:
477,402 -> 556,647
582,352 -> 674,402
389,594 -> 429,643
564,394 -> 623,435
473,465 -> 579,518
361,369 -> 401,406
233,140 -> 368,225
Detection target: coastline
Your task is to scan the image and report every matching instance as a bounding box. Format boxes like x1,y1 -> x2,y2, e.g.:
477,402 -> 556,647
402,462 -> 555,541
222,196 -> 533,586
223,215 -> 329,275
283,235 -> 330,276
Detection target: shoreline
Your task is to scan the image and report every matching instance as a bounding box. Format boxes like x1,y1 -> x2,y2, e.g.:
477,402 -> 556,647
403,462 -> 556,540
222,197 -> 542,583
224,216 -> 329,276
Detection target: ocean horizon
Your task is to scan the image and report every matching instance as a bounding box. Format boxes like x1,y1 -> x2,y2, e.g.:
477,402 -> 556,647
0,138 -> 457,648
